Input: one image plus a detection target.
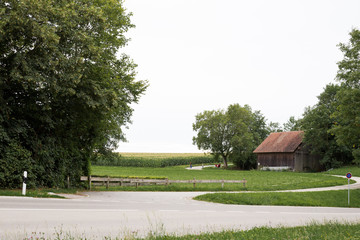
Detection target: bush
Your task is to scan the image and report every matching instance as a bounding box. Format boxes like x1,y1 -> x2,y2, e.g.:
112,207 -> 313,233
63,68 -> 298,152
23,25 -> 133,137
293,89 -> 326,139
0,142 -> 33,189
230,152 -> 257,170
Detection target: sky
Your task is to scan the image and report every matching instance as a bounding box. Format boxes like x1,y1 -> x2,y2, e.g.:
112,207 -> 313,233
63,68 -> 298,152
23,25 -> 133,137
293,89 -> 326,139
116,0 -> 360,153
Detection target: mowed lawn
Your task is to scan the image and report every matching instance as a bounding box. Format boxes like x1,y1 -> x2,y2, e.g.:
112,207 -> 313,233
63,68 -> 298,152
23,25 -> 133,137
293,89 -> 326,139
325,165 -> 360,177
195,189 -> 360,208
91,165 -> 349,191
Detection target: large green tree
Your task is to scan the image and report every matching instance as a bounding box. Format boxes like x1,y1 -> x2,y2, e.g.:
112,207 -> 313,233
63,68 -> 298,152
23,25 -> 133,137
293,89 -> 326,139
330,28 -> 360,164
301,84 -> 352,169
0,0 -> 147,188
192,104 -> 268,169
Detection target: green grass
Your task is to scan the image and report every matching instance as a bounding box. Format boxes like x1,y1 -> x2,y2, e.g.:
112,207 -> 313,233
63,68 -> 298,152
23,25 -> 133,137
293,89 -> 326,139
91,165 -> 349,191
144,222 -> 360,240
18,222 -> 360,239
325,165 -> 360,177
194,189 -> 360,208
0,188 -> 76,198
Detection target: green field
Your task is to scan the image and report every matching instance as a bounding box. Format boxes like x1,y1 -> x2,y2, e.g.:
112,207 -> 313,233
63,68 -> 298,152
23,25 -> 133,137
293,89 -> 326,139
93,152 -> 215,167
91,165 -> 349,191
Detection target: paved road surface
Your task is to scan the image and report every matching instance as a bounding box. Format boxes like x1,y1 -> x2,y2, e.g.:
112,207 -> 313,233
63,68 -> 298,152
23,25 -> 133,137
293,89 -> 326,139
1,191 -> 360,239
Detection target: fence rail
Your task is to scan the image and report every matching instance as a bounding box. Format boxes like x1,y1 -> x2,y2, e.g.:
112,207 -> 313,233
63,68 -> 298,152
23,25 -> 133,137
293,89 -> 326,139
80,176 -> 247,190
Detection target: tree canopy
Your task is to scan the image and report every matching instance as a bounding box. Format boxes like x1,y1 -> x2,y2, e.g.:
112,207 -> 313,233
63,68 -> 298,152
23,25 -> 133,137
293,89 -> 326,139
192,104 -> 268,169
0,0 -> 147,188
330,28 -> 360,164
301,84 -> 352,169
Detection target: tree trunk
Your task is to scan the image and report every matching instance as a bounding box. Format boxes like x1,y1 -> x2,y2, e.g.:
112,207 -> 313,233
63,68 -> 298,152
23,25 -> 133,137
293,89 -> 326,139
222,155 -> 228,168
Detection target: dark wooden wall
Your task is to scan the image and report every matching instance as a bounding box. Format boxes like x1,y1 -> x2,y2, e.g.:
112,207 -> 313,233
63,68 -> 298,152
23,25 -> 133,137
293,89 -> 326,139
257,150 -> 321,172
257,153 -> 295,169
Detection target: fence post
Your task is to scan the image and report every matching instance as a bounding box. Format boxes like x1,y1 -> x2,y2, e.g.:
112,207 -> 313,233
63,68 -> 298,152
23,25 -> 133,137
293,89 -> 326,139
243,178 -> 246,188
106,176 -> 109,189
166,178 -> 169,186
221,179 -> 224,189
67,176 -> 70,189
88,175 -> 92,190
193,178 -> 196,188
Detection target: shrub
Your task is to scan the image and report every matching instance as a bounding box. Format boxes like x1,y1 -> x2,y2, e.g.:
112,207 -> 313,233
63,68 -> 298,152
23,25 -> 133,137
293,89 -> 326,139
0,142 -> 33,189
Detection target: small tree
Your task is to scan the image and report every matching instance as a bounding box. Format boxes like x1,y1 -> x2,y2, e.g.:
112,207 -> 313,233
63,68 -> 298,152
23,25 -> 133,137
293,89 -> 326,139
283,116 -> 301,132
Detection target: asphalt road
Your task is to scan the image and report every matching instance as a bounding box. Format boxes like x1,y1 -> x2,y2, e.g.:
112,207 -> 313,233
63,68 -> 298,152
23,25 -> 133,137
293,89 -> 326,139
1,191 -> 360,239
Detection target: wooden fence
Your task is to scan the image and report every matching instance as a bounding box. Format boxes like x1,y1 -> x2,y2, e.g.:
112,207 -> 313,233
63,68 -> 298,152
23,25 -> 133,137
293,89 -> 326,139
80,176 -> 247,190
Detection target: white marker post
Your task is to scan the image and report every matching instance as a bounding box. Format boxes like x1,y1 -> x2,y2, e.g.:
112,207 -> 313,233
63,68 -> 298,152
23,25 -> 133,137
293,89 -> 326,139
22,171 -> 27,196
346,172 -> 352,206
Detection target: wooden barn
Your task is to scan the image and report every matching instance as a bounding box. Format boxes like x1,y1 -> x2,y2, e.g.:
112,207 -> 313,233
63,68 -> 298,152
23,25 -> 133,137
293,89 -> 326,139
253,131 -> 321,172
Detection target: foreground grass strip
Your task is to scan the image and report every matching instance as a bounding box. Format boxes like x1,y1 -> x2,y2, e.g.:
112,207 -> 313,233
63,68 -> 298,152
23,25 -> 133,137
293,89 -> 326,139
144,222 -> 360,240
194,189 -> 360,208
0,188 -> 77,198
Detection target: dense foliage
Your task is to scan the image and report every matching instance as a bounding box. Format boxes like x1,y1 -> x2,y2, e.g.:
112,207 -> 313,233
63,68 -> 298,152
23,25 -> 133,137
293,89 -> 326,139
330,29 -> 360,164
300,29 -> 360,168
0,0 -> 147,188
92,152 -> 214,167
192,104 -> 268,169
301,84 -> 353,169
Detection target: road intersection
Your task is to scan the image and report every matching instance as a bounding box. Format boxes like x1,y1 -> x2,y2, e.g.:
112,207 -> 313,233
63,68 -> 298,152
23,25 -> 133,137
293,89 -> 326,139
1,188 -> 360,239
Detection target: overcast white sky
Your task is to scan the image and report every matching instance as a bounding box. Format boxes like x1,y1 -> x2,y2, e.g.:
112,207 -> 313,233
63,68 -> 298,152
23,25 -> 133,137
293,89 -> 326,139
116,0 -> 360,153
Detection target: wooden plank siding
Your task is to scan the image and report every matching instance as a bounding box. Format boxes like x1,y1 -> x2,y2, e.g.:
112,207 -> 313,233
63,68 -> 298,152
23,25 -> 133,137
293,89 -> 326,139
257,153 -> 295,169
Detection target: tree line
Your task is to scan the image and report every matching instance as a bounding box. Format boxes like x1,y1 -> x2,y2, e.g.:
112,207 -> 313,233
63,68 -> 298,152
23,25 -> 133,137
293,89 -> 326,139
193,28 -> 360,170
0,0 -> 147,188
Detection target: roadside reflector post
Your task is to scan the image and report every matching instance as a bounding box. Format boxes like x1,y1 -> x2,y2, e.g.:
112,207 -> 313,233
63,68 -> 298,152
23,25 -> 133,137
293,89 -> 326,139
348,178 -> 350,206
346,172 -> 352,206
22,171 -> 27,196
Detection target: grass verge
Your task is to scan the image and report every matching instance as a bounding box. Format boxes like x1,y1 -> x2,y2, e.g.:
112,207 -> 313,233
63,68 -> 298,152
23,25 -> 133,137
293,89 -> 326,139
194,189 -> 360,208
0,188 -> 77,198
144,221 -> 360,240
19,222 -> 360,239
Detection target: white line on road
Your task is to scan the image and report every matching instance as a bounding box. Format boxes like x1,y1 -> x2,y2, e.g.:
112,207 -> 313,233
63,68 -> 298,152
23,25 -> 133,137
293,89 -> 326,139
0,208 -> 139,212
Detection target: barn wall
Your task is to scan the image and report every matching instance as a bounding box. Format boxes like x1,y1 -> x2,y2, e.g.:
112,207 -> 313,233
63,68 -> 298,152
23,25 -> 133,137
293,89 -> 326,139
295,149 -> 321,172
257,153 -> 295,170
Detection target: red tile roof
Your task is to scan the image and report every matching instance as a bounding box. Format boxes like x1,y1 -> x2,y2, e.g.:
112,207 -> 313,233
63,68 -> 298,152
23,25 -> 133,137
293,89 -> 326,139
253,131 -> 304,153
